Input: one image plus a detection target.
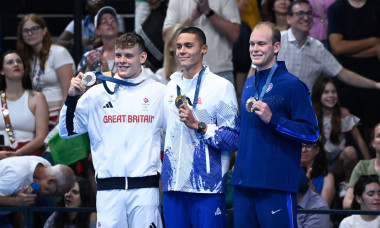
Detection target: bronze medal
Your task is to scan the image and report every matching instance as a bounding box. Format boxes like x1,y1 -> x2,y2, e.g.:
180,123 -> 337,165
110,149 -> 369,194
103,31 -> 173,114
175,95 -> 188,109
245,97 -> 257,112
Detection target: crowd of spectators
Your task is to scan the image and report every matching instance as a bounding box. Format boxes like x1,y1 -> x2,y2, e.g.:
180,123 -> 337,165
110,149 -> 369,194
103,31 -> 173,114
1,0 -> 380,227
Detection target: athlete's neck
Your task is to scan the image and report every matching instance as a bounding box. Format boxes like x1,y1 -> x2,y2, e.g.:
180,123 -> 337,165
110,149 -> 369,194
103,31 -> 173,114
182,65 -> 203,79
256,60 -> 277,73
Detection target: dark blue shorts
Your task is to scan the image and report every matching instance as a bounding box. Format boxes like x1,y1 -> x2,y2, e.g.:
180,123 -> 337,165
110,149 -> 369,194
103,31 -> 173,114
163,191 -> 226,228
234,187 -> 298,228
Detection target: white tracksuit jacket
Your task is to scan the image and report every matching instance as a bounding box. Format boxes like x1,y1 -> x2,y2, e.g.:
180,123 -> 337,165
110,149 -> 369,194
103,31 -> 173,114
59,70 -> 165,179
163,66 -> 240,194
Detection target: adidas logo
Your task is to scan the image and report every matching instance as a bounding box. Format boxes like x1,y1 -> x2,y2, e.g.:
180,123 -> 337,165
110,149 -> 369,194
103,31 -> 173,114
103,101 -> 113,108
215,207 -> 222,216
149,222 -> 157,228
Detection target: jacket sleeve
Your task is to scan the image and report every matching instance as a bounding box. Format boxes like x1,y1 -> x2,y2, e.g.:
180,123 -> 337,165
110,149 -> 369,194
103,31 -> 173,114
268,81 -> 319,144
203,82 -> 240,152
59,94 -> 89,138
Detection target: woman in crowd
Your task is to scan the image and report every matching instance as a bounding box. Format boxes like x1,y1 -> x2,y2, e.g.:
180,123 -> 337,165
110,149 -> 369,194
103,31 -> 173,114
309,0 -> 335,50
0,50 -> 48,160
17,14 -> 75,129
301,137 -> 335,206
311,75 -> 370,198
58,0 -> 125,53
343,123 -> 380,208
155,23 -> 184,84
44,177 -> 97,228
339,175 -> 380,227
262,0 -> 292,31
77,6 -> 120,75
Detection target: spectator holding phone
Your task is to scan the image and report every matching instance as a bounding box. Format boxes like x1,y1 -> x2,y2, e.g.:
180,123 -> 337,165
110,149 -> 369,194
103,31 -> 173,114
0,156 -> 75,227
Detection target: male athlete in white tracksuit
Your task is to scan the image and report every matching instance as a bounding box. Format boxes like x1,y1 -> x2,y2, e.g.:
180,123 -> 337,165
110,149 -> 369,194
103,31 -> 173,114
162,27 -> 240,228
59,33 -> 164,228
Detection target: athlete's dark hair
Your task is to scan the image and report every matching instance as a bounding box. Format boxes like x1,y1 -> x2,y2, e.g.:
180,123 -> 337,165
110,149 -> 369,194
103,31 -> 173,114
178,26 -> 207,46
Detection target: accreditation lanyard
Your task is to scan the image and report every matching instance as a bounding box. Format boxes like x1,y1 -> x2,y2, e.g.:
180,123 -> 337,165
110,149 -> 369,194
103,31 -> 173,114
0,91 -> 17,148
92,71 -> 143,95
250,62 -> 278,101
176,67 -> 205,109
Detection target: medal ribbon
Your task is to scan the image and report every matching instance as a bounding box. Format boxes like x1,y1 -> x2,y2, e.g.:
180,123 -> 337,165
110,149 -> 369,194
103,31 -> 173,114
91,71 -> 143,95
0,91 -> 18,149
251,62 -> 278,101
176,67 -> 206,109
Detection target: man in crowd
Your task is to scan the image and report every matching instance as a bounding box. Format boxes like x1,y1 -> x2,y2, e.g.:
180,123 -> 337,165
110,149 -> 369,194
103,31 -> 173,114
248,0 -> 380,93
0,156 -> 75,226
328,0 -> 380,140
297,167 -> 330,228
163,0 -> 240,85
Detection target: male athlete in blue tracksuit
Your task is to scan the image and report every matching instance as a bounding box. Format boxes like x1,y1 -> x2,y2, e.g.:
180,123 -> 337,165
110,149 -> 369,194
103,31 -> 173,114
232,22 -> 319,228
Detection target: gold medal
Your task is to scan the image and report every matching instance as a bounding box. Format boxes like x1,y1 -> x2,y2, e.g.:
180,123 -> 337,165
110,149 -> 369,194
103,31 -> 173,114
175,95 -> 188,109
245,98 -> 257,112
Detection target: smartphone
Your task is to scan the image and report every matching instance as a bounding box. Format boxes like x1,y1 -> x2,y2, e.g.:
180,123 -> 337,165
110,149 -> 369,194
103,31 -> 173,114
26,182 -> 40,194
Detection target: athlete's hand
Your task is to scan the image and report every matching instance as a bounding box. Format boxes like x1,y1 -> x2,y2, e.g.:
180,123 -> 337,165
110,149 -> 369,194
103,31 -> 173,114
68,73 -> 86,96
178,103 -> 198,130
252,100 -> 272,124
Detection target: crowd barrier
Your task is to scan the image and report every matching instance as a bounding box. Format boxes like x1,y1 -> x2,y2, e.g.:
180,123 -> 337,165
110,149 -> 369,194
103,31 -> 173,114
2,207 -> 380,227
0,206 -> 95,227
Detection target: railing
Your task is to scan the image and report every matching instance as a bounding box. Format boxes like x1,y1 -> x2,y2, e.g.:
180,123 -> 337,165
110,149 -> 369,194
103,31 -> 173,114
0,206 -> 96,228
2,207 -> 380,227
298,209 -> 380,215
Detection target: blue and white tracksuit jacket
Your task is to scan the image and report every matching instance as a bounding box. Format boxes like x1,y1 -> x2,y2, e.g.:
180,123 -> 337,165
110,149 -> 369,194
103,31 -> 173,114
232,61 -> 319,194
163,66 -> 240,194
59,70 -> 166,179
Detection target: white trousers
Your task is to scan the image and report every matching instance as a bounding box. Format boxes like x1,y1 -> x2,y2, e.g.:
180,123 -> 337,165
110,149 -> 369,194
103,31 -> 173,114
96,188 -> 162,228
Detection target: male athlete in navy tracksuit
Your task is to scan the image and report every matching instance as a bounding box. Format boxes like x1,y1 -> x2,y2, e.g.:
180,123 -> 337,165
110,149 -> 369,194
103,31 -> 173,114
232,22 -> 319,228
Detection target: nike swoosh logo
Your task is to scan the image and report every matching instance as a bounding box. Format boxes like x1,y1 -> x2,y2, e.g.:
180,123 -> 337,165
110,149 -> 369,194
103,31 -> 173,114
271,209 -> 282,214
246,85 -> 252,88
